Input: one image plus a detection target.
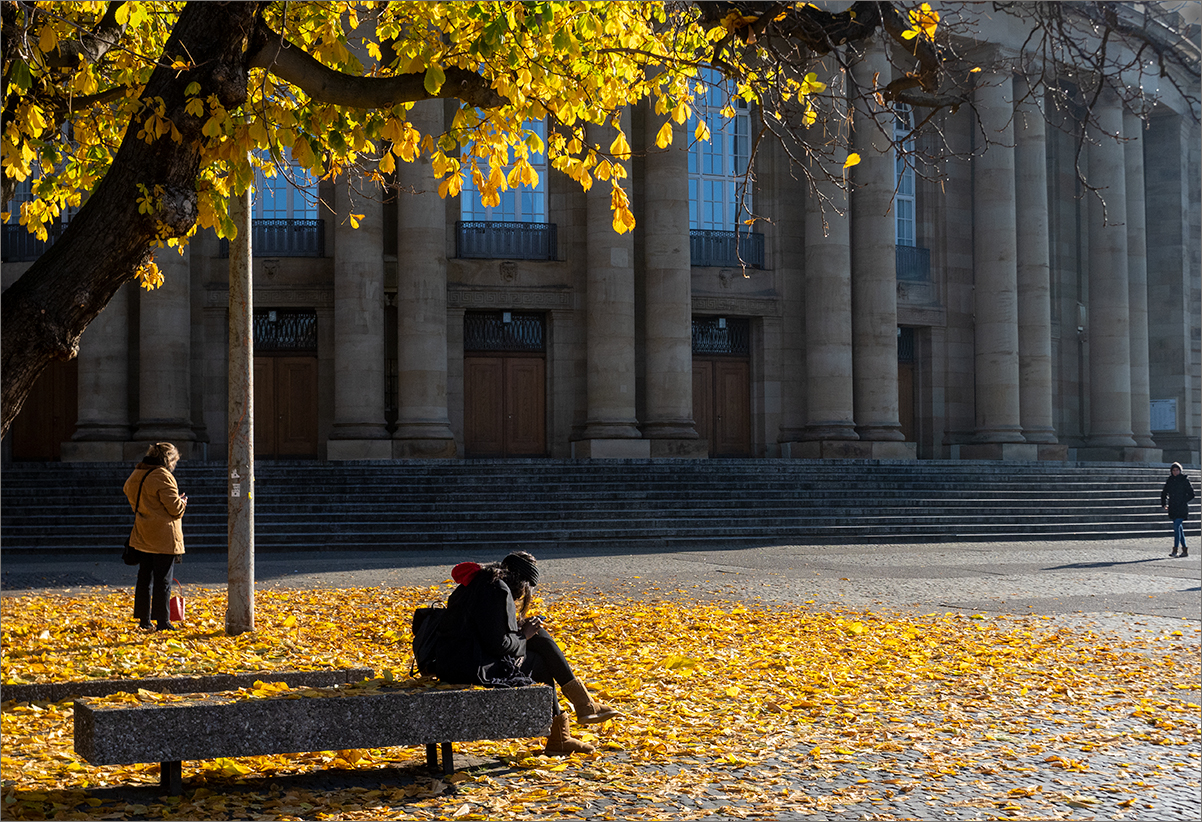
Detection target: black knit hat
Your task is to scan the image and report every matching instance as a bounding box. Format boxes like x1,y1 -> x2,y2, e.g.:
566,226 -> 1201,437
501,552 -> 539,586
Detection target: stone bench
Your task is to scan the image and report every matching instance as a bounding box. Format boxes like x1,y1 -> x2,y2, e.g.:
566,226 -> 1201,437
3,668 -> 373,705
74,682 -> 554,795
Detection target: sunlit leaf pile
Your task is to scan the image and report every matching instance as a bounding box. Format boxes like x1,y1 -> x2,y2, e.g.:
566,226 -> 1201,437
2,584 -> 1199,820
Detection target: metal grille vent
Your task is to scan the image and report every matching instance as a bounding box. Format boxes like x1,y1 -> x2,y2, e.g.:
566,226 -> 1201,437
692,317 -> 750,355
255,310 -> 317,352
464,312 -> 545,352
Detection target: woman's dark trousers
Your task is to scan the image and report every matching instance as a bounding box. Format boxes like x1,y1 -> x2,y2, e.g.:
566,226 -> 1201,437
133,552 -> 175,623
521,629 -> 575,713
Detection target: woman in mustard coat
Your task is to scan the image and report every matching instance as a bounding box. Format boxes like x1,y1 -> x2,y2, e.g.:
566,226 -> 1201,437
123,442 -> 187,630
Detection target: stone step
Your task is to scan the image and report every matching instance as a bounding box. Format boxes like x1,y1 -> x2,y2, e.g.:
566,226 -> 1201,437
1,459 -> 1190,553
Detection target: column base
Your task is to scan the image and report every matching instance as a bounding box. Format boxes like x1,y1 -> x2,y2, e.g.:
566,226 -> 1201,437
648,439 -> 708,458
783,440 -> 875,460
572,439 -> 651,459
330,424 -> 390,440
393,439 -> 458,459
117,441 -> 207,461
863,441 -> 917,460
1076,445 -> 1164,463
133,420 -> 196,444
580,422 -> 643,440
328,439 -> 394,461
1037,443 -> 1070,461
641,420 -> 699,440
958,442 -> 1039,461
59,442 -> 128,462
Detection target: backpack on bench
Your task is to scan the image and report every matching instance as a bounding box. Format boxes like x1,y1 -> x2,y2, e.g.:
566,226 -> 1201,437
411,606 -> 445,677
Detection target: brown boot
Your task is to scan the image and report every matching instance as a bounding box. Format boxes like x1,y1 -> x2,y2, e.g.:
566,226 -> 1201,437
562,677 -> 622,724
544,712 -> 594,756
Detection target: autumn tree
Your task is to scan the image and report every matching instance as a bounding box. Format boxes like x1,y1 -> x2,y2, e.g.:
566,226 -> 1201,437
2,1 -> 1197,437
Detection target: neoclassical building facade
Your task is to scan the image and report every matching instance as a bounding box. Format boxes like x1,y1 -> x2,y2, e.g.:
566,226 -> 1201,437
3,9 -> 1200,466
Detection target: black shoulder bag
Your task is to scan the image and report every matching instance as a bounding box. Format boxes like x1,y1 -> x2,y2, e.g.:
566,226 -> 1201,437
122,468 -> 154,565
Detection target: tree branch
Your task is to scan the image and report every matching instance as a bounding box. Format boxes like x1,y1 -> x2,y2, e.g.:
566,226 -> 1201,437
247,23 -> 506,110
42,0 -> 128,69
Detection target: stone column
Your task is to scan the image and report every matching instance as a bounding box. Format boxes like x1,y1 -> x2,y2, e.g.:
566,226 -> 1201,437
393,100 -> 456,458
575,112 -> 648,458
328,173 -> 390,459
962,71 -> 1033,460
61,285 -> 131,461
642,104 -> 702,457
849,44 -> 910,457
132,246 -> 196,454
796,66 -> 860,458
1014,77 -> 1062,458
1144,111 -> 1199,465
1080,94 -> 1138,458
1124,111 -> 1158,458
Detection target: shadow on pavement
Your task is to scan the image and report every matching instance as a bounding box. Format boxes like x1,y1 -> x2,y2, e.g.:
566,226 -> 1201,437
1041,556 -> 1179,571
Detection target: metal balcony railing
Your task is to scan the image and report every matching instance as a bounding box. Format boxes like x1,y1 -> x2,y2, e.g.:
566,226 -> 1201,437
896,244 -> 931,281
455,221 -> 557,260
689,229 -> 765,269
219,219 -> 325,257
1,223 -> 63,262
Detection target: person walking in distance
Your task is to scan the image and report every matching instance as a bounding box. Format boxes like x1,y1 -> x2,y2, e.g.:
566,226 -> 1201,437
1160,462 -> 1195,558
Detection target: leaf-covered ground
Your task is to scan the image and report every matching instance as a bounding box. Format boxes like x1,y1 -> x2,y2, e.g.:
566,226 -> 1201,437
2,584 -> 1199,820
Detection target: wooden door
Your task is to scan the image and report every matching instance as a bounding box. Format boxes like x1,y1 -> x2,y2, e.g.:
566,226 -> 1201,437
713,360 -> 751,456
505,357 -> 545,455
254,356 -> 318,459
898,360 -> 916,444
692,358 -> 751,457
692,364 -> 712,455
253,358 -> 276,459
10,358 -> 78,461
464,355 -> 545,457
464,357 -> 504,456
276,357 -> 318,457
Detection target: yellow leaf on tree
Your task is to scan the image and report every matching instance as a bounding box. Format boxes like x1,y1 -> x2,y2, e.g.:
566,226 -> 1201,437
655,121 -> 674,149
609,131 -> 631,159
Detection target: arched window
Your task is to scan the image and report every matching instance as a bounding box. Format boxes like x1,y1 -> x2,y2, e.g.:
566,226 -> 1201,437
688,70 -> 752,231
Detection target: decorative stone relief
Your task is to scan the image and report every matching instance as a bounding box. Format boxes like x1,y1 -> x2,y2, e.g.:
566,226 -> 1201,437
204,288 -> 334,309
447,287 -> 573,309
499,261 -> 518,282
691,295 -> 782,317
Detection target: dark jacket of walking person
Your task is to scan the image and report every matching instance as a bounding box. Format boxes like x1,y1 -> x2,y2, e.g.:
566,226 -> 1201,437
1160,462 -> 1195,558
432,551 -> 620,756
123,442 -> 187,630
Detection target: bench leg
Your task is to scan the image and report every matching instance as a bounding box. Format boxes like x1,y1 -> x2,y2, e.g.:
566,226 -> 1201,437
440,742 -> 454,775
426,743 -> 438,769
161,761 -> 182,796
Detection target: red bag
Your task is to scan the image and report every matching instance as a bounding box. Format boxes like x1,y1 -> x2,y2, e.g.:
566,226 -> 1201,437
168,577 -> 185,623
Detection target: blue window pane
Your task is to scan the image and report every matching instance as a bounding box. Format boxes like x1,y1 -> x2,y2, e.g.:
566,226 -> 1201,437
688,68 -> 752,232
460,117 -> 547,222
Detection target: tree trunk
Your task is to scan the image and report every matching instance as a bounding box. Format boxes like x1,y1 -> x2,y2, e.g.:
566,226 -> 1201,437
0,1 -> 264,438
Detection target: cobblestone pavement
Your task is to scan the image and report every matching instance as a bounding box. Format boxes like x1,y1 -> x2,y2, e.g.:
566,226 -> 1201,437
3,537 -> 1199,820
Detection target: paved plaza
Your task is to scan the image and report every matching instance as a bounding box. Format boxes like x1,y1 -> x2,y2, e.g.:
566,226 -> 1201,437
2,537 -> 1199,820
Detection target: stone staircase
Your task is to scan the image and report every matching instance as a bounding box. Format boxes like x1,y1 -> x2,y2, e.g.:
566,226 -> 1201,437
0,460 -> 1193,554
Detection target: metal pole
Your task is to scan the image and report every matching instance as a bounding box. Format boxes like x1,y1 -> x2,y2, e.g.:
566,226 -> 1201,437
226,184 -> 254,635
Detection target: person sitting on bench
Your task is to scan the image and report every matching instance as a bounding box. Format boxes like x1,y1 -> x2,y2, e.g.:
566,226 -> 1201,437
432,551 -> 621,755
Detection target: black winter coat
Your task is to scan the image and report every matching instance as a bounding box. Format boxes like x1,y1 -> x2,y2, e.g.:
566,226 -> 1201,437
432,574 -> 533,687
1161,473 -> 1196,520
